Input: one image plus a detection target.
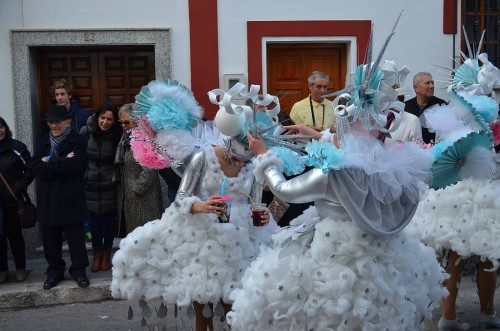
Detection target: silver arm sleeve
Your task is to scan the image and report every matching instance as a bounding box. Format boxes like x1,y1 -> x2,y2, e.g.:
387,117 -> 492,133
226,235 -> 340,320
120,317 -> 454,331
173,149 -> 205,209
262,164 -> 329,204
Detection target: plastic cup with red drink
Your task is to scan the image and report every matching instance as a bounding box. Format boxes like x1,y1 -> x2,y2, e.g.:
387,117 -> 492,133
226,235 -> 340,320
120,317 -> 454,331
252,203 -> 267,226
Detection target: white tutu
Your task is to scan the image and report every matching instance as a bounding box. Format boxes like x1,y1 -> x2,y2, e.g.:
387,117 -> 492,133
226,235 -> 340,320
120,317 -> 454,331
111,145 -> 278,306
227,207 -> 447,331
405,176 -> 500,270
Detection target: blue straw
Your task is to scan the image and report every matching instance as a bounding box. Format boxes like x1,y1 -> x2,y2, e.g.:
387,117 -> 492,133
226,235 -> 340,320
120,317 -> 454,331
221,176 -> 227,196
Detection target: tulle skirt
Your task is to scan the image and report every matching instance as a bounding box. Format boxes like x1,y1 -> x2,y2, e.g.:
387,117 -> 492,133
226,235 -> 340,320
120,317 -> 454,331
227,207 -> 447,331
405,177 -> 500,270
111,202 -> 277,306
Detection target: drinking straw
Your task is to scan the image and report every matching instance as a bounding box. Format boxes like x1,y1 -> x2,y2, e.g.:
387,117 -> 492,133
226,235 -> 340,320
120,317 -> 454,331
221,176 -> 227,196
240,191 -> 255,209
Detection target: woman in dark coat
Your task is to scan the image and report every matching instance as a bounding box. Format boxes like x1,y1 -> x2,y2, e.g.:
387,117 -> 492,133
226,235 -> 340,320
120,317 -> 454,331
0,117 -> 34,283
80,102 -> 122,272
31,105 -> 90,289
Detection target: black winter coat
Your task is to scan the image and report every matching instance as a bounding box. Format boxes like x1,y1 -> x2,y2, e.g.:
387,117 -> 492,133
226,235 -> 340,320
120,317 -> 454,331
80,117 -> 121,215
31,130 -> 87,225
0,138 -> 34,208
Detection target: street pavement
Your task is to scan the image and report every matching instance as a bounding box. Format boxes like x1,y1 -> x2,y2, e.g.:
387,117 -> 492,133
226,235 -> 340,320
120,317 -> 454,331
0,255 -> 499,330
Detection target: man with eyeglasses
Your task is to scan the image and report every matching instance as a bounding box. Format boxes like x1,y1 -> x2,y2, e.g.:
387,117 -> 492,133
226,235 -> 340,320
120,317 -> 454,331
290,71 -> 336,131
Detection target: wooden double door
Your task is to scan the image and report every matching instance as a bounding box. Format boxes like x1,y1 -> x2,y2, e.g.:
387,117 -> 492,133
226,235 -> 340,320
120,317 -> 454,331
38,46 -> 155,117
267,43 -> 347,114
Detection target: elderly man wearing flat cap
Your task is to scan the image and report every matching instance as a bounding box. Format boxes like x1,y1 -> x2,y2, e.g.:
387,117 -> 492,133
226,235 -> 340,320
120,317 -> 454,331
30,105 -> 90,289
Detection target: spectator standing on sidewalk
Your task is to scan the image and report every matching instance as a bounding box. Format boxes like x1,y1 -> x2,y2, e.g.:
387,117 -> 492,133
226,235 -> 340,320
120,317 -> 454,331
80,103 -> 122,273
0,117 -> 34,283
31,105 -> 90,289
404,72 -> 447,143
115,104 -> 163,237
290,71 -> 336,131
50,79 -> 91,132
50,79 -> 92,241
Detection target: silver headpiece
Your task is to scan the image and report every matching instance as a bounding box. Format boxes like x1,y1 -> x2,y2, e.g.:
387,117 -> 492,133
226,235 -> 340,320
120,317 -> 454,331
208,83 -> 312,159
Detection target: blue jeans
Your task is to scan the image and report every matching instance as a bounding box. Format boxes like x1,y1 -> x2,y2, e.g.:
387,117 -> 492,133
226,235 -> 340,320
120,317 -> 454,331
89,212 -> 116,250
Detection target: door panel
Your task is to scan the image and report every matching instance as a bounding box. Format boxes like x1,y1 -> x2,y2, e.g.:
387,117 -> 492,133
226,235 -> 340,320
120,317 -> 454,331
267,43 -> 347,115
99,51 -> 154,106
38,47 -> 155,121
40,51 -> 99,114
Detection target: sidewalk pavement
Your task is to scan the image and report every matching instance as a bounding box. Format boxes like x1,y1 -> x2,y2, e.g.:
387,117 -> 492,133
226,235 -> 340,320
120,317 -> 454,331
0,240 -> 121,310
1,240 -> 499,331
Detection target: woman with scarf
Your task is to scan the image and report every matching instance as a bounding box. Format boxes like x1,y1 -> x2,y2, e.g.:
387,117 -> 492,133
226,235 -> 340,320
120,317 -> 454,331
115,103 -> 163,237
31,105 -> 89,289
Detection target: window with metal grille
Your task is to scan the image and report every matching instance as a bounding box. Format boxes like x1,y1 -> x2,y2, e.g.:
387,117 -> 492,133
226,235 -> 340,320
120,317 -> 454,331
462,0 -> 499,66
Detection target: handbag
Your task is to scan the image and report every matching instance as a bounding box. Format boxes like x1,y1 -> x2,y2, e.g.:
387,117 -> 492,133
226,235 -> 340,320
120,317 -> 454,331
268,196 -> 290,223
0,171 -> 37,229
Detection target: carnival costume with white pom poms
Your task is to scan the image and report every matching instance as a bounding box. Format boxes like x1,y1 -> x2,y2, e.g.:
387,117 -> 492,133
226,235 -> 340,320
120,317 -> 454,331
227,133 -> 448,331
111,145 -> 278,304
227,16 -> 449,330
111,81 -> 285,325
405,30 -> 500,270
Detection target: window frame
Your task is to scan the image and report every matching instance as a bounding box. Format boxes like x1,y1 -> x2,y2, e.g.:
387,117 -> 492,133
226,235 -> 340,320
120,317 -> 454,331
461,0 -> 499,66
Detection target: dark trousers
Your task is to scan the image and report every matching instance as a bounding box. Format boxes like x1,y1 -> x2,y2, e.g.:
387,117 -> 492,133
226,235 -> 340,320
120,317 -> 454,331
89,212 -> 115,250
167,187 -> 178,204
0,205 -> 26,271
41,222 -> 89,279
0,205 -> 3,238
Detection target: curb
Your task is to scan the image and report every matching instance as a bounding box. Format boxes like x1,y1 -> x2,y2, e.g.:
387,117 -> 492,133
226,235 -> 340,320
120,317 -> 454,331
0,280 -> 112,309
0,257 -> 114,310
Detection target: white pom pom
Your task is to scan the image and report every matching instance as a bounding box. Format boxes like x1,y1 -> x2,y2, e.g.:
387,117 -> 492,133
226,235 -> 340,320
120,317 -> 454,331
156,129 -> 196,165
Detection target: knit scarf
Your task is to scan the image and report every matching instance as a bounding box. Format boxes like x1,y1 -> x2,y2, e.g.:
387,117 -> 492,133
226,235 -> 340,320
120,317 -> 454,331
49,126 -> 71,156
114,132 -> 131,165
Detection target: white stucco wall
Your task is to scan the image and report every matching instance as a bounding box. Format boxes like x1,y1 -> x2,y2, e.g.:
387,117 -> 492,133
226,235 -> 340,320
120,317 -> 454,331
217,0 -> 460,101
0,0 -> 23,132
0,0 -> 190,135
1,0 -> 461,135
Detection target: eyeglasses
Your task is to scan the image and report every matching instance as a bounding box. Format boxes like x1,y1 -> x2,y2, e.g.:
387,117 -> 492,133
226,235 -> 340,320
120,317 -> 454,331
118,120 -> 131,126
313,84 -> 328,90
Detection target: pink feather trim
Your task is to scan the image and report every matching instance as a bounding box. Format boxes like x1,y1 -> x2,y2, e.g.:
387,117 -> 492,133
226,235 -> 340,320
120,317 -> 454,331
130,126 -> 170,169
